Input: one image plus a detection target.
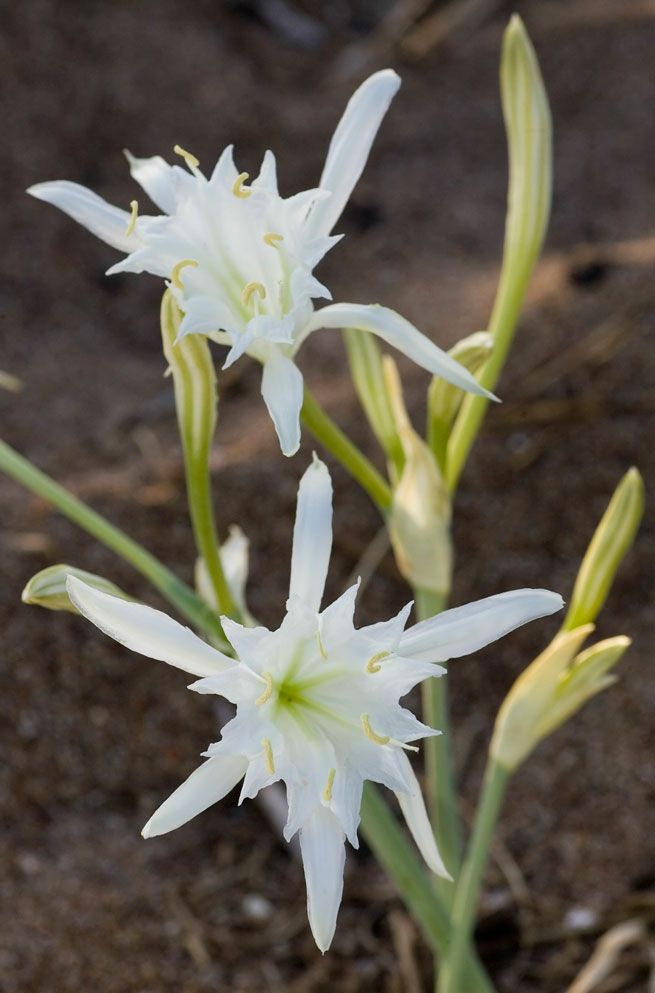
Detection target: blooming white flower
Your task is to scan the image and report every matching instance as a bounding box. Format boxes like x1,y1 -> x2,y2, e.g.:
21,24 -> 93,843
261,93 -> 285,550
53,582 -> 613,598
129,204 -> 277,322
66,457 -> 562,951
28,71 -> 493,456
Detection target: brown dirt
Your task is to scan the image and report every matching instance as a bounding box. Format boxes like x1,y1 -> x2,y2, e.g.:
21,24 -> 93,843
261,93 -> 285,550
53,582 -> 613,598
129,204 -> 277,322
1,1 -> 654,990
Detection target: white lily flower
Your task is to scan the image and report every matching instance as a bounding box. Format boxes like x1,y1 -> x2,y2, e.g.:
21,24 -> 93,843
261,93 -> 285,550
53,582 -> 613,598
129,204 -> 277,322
28,71 -> 493,456
66,457 -> 562,951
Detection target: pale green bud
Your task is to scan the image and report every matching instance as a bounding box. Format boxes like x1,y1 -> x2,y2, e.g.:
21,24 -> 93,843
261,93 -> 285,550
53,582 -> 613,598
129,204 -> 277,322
22,565 -> 132,613
427,331 -> 493,467
343,327 -> 403,472
384,357 -> 452,595
562,467 -> 644,631
491,625 -> 630,772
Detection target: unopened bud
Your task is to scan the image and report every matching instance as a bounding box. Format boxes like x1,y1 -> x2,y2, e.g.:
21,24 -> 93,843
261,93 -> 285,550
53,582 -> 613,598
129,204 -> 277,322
22,565 -> 132,614
427,331 -> 493,465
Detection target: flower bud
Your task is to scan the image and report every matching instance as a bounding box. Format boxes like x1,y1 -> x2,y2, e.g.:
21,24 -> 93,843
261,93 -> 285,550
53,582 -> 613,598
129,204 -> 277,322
22,564 -> 132,613
384,357 -> 452,594
427,331 -> 493,466
343,327 -> 403,471
195,525 -> 252,620
562,468 -> 644,631
491,625 -> 630,772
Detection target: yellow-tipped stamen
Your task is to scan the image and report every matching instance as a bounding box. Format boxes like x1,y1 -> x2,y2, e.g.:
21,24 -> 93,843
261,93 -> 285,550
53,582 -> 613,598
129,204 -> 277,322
323,768 -> 336,803
316,630 -> 328,660
241,281 -> 266,307
262,738 -> 275,775
361,714 -> 390,746
366,650 -> 389,674
171,259 -> 199,289
255,671 -> 274,707
263,232 -> 284,247
173,144 -> 200,170
125,199 -> 139,237
232,172 -> 251,198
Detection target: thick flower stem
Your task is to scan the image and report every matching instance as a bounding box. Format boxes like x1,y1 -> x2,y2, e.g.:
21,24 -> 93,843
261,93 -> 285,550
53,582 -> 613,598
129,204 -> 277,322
360,784 -> 494,993
439,760 -> 509,993
415,588 -> 462,903
301,387 -> 392,514
0,438 -> 227,647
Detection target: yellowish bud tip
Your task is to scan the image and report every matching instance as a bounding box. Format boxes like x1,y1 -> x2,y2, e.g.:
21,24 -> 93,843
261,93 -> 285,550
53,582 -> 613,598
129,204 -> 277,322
366,650 -> 389,674
262,738 -> 275,775
263,232 -> 284,247
361,714 -> 390,746
125,199 -> 139,237
232,172 -> 252,198
255,671 -> 274,707
173,144 -> 200,170
241,281 -> 266,307
322,768 -> 336,803
170,259 -> 198,290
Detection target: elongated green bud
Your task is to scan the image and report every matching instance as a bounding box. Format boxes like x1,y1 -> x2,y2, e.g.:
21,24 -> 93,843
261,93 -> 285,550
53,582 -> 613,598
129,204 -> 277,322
343,327 -> 403,472
427,331 -> 493,468
22,564 -> 132,613
384,357 -> 452,594
491,626 -> 630,772
562,467 -> 644,631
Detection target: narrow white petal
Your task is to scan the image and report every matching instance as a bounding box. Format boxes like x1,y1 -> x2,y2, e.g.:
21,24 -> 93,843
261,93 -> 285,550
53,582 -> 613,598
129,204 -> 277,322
260,350 -> 304,457
299,806 -> 346,952
306,69 -> 401,239
188,666 -> 262,705
303,304 -> 496,399
400,589 -> 564,663
319,581 -> 360,651
27,181 -> 137,253
124,151 -> 192,213
395,755 -> 451,878
289,455 -> 333,614
142,754 -> 248,838
67,576 -> 231,677
221,617 -> 272,663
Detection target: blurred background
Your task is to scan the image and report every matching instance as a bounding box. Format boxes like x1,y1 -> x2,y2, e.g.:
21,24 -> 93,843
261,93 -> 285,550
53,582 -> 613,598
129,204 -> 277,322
1,1 -> 654,990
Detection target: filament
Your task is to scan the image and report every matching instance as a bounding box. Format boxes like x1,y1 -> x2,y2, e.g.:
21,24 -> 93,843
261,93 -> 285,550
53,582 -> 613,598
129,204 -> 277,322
316,630 -> 328,660
361,714 -> 390,746
262,738 -> 275,775
171,259 -> 198,289
241,281 -> 266,307
322,768 -> 336,803
125,200 -> 139,237
255,671 -> 274,706
366,650 -> 389,674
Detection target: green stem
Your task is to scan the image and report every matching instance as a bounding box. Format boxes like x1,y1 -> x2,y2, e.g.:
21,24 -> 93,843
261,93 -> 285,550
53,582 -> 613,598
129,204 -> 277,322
184,448 -> 237,617
360,784 -> 494,993
415,587 -> 462,905
439,760 -> 509,993
301,387 -> 392,514
0,438 -> 227,646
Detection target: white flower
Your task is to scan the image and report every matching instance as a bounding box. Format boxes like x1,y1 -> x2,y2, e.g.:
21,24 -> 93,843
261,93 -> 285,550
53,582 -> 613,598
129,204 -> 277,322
28,71 -> 493,456
66,457 -> 562,951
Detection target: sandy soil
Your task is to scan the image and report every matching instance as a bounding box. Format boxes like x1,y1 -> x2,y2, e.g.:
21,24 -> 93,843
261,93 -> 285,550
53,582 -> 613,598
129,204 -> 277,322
1,1 -> 654,990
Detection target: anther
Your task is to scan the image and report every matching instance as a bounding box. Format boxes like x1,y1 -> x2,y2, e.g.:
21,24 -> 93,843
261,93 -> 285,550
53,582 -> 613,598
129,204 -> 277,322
361,714 -> 390,746
173,144 -> 200,170
232,172 -> 252,198
316,630 -> 328,660
262,738 -> 275,775
263,232 -> 284,247
241,281 -> 266,307
171,259 -> 198,289
255,671 -> 274,706
366,650 -> 390,674
125,200 -> 139,237
323,768 -> 336,804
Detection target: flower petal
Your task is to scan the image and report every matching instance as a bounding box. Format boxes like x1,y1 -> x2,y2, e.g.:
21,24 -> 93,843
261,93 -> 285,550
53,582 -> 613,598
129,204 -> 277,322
142,754 -> 248,838
124,151 -> 192,213
399,589 -> 564,663
299,805 -> 346,952
260,350 -> 304,457
305,69 -> 401,239
27,181 -> 138,253
302,303 -> 496,399
289,455 -> 333,614
395,754 -> 451,878
319,580 -> 360,652
67,576 -> 231,677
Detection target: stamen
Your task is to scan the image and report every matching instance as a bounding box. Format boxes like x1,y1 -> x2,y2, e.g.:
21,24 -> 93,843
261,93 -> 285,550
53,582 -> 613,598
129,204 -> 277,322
263,232 -> 284,247
173,144 -> 200,170
255,671 -> 274,706
262,738 -> 275,775
366,650 -> 390,674
323,768 -> 336,803
125,199 -> 139,237
361,714 -> 390,746
171,259 -> 198,289
316,630 -> 328,660
241,281 -> 266,307
232,172 -> 252,198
